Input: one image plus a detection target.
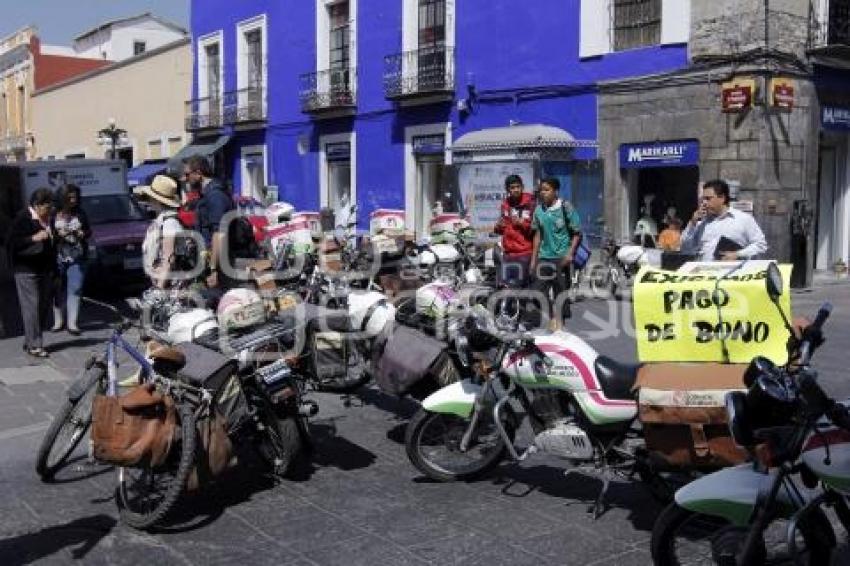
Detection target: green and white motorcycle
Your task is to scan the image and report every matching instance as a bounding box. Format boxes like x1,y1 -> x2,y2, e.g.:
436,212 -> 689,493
404,305 -> 676,517
651,264 -> 850,565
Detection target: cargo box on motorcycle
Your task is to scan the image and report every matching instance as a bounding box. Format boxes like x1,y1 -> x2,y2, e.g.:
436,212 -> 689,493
636,363 -> 748,469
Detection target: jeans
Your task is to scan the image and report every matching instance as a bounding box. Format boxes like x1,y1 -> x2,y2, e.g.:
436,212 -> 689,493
532,258 -> 572,320
55,260 -> 86,329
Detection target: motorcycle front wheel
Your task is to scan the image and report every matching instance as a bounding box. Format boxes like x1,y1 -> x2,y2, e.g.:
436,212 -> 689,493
405,406 -> 516,482
650,502 -> 834,565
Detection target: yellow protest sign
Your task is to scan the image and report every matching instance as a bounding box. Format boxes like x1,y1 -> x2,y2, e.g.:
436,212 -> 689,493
633,262 -> 793,364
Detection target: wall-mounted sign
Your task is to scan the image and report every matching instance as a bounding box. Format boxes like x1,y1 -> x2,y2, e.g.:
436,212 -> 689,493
770,78 -> 795,111
412,134 -> 446,155
619,140 -> 700,169
822,105 -> 850,131
721,78 -> 755,113
457,161 -> 534,232
325,142 -> 351,162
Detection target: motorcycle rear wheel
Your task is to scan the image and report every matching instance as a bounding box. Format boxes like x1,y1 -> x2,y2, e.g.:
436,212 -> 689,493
35,362 -> 106,481
261,414 -> 303,478
405,406 -> 516,482
116,403 -> 196,531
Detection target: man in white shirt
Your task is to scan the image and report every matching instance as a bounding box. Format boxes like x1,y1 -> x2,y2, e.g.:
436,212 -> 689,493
680,179 -> 768,261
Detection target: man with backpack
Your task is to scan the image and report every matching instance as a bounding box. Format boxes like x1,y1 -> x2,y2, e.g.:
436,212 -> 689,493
183,155 -> 233,288
531,177 -> 583,331
136,175 -> 185,289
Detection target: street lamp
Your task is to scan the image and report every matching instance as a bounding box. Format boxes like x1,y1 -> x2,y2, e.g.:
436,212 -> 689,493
96,117 -> 128,160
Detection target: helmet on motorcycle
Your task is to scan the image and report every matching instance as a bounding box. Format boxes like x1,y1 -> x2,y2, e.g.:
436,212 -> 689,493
217,288 -> 266,331
266,201 -> 295,225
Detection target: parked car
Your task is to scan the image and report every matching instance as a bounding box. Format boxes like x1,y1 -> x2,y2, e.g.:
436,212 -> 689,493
0,159 -> 149,291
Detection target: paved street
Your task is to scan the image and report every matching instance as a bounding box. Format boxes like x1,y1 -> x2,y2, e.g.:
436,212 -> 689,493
1,283 -> 850,565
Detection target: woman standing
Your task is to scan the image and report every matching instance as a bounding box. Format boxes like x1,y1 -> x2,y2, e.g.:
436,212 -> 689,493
51,184 -> 91,335
7,188 -> 56,358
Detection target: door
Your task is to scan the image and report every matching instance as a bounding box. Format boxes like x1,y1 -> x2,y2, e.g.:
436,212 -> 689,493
816,147 -> 837,270
328,161 -> 351,212
416,155 -> 444,236
242,150 -> 265,202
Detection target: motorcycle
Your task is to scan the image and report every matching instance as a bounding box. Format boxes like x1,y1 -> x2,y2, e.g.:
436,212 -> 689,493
404,304 -> 673,517
651,263 -> 850,564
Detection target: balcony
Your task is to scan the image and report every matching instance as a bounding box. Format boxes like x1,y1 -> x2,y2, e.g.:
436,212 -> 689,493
299,68 -> 357,116
384,46 -> 454,102
0,134 -> 28,153
184,96 -> 223,132
223,86 -> 267,126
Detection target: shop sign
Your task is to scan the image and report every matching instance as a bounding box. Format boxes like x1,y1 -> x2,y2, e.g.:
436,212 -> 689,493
721,78 -> 755,113
770,78 -> 795,111
619,140 -> 700,169
822,105 -> 850,131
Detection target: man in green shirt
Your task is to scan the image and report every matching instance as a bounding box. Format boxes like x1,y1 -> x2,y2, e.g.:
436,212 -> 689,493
531,177 -> 582,331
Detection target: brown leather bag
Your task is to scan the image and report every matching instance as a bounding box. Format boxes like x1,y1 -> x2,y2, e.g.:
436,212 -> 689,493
91,383 -> 177,468
186,411 -> 235,492
636,363 -> 748,469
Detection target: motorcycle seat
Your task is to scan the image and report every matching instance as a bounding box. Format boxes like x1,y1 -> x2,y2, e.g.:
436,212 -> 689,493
594,355 -> 641,401
168,342 -> 236,393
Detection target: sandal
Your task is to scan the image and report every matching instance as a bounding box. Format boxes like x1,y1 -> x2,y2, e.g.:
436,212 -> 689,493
25,347 -> 49,358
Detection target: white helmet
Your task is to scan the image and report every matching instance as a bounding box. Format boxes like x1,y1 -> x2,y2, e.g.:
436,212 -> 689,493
217,288 -> 266,331
167,308 -> 218,343
266,201 -> 295,225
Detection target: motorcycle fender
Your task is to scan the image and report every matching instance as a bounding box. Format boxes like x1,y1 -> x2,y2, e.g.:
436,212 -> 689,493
67,359 -> 104,402
421,379 -> 482,419
675,465 -> 797,526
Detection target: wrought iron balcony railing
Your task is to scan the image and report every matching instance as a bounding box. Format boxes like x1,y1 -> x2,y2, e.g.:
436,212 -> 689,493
384,46 -> 454,100
223,86 -> 267,125
299,67 -> 357,113
184,96 -> 223,131
0,133 -> 28,153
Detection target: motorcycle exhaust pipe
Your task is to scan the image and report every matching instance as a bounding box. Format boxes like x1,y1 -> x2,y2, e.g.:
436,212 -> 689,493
299,400 -> 319,417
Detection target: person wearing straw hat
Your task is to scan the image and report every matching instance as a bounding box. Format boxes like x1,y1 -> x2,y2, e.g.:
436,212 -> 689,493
135,175 -> 183,289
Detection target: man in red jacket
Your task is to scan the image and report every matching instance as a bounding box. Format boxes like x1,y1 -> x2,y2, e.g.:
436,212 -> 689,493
494,174 -> 535,287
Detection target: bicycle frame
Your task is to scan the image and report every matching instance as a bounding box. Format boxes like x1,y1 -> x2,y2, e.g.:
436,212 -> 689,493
105,329 -> 152,396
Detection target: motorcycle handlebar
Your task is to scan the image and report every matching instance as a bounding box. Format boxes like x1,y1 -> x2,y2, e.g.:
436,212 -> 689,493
798,303 -> 832,366
797,369 -> 850,432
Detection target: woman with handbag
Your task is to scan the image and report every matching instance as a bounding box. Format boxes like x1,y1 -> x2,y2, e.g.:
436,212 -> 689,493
51,184 -> 91,335
530,177 -> 584,331
7,188 -> 56,358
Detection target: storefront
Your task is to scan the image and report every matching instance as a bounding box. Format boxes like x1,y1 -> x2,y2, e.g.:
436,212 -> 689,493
816,104 -> 850,272
618,139 -> 700,245
449,123 -> 599,235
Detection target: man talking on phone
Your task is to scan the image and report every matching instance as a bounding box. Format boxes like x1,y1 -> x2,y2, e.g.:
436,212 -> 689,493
680,179 -> 767,261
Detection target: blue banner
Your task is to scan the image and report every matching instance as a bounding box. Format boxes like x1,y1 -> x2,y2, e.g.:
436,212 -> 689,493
619,140 -> 700,169
822,106 -> 850,131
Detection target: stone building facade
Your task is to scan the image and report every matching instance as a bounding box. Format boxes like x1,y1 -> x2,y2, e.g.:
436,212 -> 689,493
598,0 -> 845,287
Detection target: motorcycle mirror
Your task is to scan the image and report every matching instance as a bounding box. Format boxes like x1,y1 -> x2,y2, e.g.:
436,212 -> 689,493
766,262 -> 783,303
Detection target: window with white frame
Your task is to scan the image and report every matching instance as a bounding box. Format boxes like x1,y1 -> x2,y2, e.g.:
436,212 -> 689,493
613,0 -> 661,51
316,0 -> 358,98
579,0 -> 689,58
205,43 -> 221,100
237,16 -> 267,92
167,136 -> 182,156
148,139 -> 162,159
329,1 -> 351,93
198,32 -> 224,103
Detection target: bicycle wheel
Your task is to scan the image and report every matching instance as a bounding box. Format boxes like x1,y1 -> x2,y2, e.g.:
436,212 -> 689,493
35,362 -> 106,481
116,403 -> 196,531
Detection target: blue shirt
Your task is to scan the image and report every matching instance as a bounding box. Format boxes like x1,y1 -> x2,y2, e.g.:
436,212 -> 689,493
195,178 -> 232,244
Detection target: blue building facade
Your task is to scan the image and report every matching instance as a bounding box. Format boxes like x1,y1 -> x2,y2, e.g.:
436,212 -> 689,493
186,0 -> 689,234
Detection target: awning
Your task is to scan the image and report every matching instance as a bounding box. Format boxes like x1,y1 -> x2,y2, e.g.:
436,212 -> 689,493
167,135 -> 231,171
127,162 -> 167,187
450,124 -> 597,153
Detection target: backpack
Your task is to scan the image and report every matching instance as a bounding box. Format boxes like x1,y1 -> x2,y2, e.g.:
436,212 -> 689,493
558,200 -> 591,270
144,211 -> 198,272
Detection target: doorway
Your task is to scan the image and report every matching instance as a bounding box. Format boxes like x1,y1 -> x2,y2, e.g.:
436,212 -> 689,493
415,155 -> 444,236
241,146 -> 266,202
632,166 -> 699,244
816,146 -> 838,270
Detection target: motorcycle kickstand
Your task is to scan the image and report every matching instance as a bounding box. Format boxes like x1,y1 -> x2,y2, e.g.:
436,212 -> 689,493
590,475 -> 610,520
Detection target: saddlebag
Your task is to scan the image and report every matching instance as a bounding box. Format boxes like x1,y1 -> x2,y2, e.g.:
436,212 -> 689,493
91,383 -> 176,468
373,324 -> 457,397
636,363 -> 748,469
187,410 -> 235,491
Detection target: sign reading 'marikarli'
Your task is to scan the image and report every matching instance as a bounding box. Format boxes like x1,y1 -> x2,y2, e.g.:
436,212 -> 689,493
633,262 -> 793,364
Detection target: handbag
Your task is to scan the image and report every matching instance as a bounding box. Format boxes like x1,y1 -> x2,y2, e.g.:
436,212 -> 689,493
560,201 -> 590,269
91,383 -> 177,468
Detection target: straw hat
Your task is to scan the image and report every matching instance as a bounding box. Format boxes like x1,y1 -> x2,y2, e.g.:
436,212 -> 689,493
134,175 -> 180,208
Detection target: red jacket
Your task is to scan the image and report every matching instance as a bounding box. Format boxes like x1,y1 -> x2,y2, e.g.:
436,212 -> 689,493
494,193 -> 534,256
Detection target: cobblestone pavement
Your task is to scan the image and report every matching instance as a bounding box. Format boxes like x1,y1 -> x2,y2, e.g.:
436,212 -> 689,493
0,284 -> 849,565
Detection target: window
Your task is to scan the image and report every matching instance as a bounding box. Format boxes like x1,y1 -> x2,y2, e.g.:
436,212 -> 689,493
329,1 -> 350,92
829,0 -> 850,45
133,41 -> 146,55
0,93 -> 6,137
17,85 -> 25,134
245,29 -> 263,89
205,43 -> 221,101
418,0 -> 446,88
148,139 -> 162,159
613,0 -> 661,51
320,132 -> 356,216
168,136 -> 182,156
65,153 -> 85,159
